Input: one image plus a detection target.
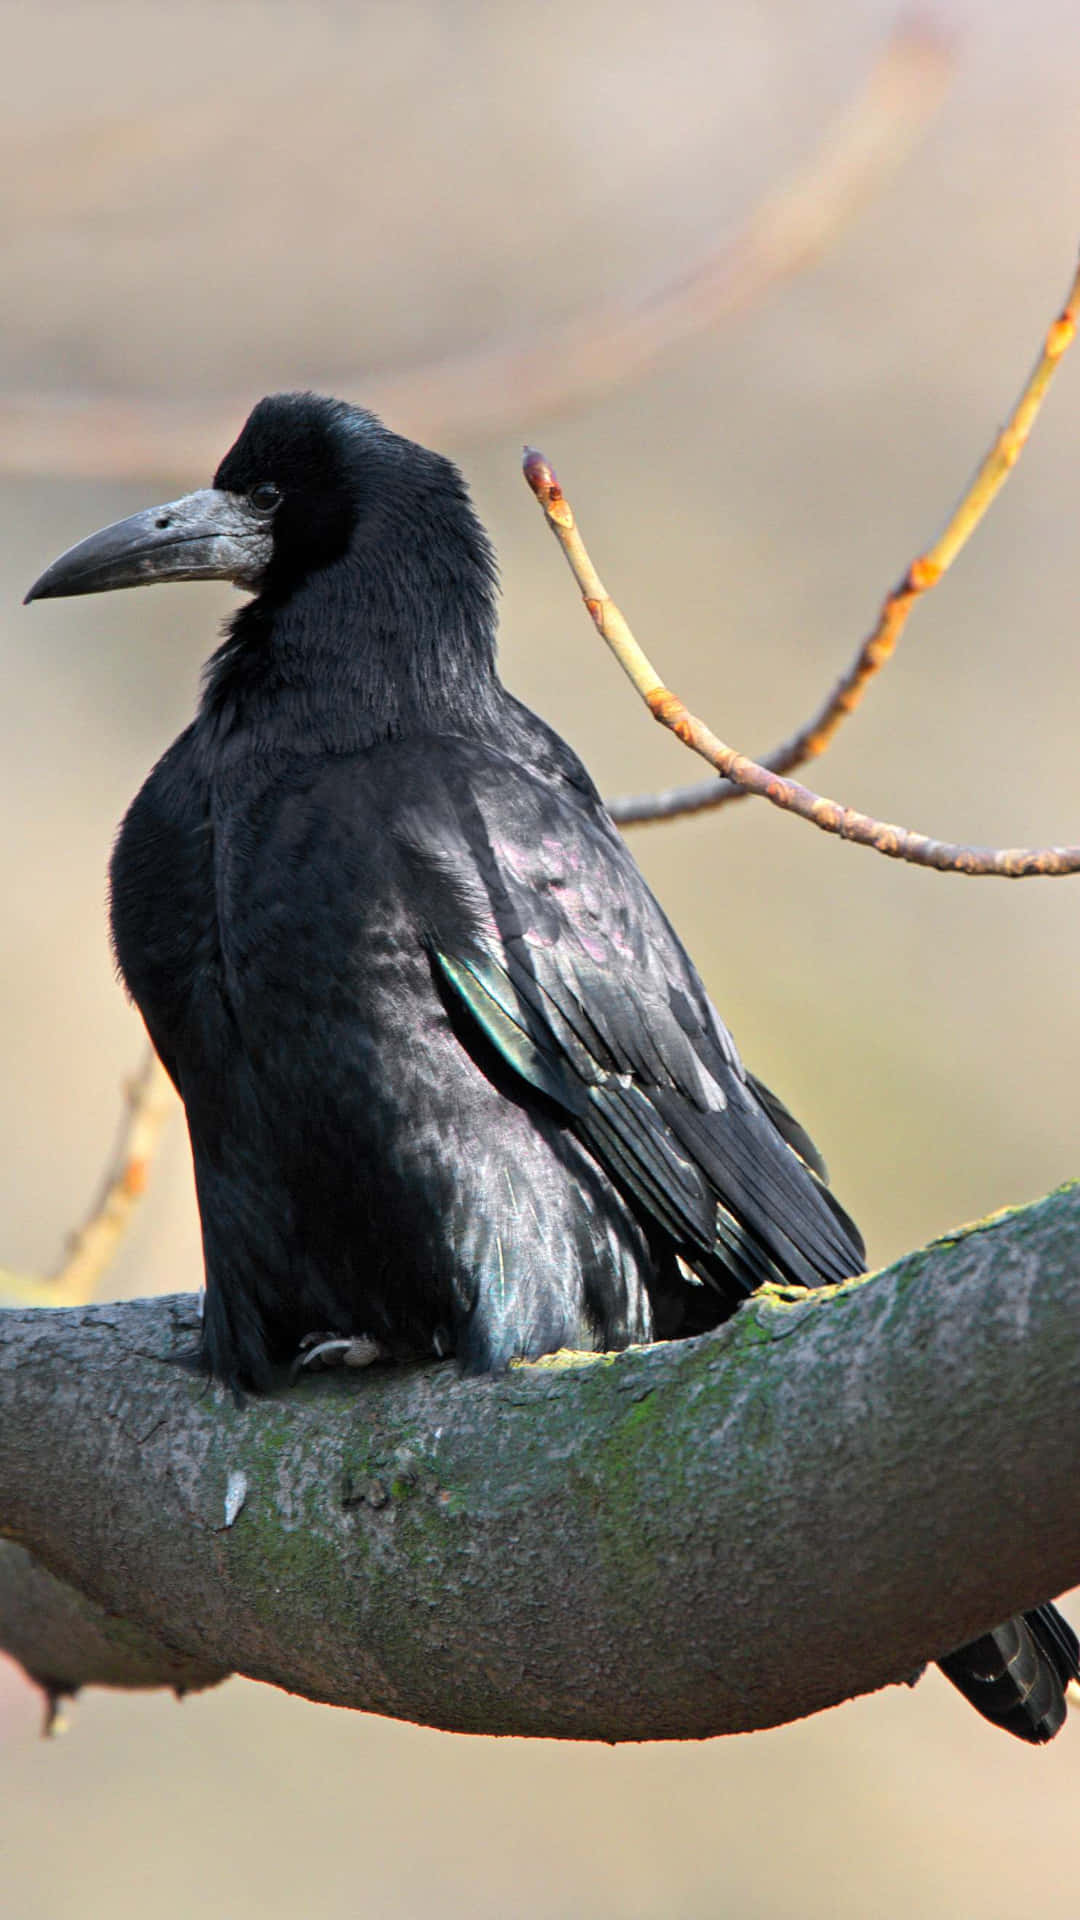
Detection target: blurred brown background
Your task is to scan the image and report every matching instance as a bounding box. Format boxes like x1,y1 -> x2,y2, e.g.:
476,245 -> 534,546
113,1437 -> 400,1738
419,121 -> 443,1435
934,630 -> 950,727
2,2 -> 1079,1915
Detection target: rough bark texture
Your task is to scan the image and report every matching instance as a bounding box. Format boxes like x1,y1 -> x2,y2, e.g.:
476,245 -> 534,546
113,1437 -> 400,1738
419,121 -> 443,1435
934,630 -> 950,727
1,1186 -> 1078,1739
0,1544 -> 229,1702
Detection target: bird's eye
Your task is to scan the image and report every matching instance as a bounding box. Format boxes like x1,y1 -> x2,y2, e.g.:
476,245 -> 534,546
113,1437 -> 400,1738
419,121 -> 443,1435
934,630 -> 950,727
249,482 -> 281,515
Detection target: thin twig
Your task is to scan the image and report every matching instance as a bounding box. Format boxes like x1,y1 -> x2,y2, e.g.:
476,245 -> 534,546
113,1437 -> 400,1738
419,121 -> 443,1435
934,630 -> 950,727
0,20 -> 951,481
609,252 -> 1080,826
0,1044 -> 176,1307
524,449 -> 1080,877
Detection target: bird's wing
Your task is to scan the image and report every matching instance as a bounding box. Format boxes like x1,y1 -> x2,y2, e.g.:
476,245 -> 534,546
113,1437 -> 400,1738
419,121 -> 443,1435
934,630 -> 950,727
405,745 -> 864,1299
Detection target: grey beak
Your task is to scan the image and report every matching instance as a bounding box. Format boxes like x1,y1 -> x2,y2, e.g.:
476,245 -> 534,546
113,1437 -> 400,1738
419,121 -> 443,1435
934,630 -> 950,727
24,489 -> 274,603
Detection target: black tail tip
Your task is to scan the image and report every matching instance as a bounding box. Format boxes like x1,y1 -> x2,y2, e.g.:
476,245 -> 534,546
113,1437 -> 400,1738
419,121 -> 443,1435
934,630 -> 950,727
938,1605 -> 1079,1744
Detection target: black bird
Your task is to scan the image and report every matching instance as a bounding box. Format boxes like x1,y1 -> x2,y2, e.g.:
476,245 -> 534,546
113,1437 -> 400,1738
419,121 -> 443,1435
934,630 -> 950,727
26,392 -> 1077,1742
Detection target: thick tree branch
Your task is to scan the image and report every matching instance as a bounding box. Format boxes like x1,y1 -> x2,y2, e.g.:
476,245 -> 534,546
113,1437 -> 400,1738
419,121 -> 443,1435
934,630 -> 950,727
0,1545 -> 229,1724
1,1186 -> 1078,1738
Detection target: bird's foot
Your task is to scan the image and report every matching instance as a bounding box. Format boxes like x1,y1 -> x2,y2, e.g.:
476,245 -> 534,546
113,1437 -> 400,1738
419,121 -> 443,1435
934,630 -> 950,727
291,1332 -> 388,1379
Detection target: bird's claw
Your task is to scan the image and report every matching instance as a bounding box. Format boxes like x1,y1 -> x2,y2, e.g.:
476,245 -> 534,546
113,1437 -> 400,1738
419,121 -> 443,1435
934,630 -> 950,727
291,1332 -> 387,1379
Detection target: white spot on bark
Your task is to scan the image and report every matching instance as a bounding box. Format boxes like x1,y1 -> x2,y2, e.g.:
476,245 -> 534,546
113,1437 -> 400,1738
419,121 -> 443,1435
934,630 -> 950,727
224,1469 -> 248,1528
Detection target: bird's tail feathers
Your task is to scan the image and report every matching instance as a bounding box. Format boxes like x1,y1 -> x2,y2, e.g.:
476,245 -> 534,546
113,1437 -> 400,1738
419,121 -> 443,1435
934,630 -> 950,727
938,1604 -> 1079,1744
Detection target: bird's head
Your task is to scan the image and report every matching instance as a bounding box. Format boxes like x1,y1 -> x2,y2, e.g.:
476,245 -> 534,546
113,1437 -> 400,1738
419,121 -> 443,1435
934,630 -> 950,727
24,392 -> 497,621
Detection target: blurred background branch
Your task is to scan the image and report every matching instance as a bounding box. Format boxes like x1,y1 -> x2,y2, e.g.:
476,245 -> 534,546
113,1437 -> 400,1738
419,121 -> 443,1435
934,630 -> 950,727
0,1047 -> 174,1307
0,19 -> 951,482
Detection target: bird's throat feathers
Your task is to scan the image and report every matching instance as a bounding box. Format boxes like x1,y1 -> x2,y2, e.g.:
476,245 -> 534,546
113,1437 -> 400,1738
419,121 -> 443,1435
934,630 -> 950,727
198,483 -> 501,761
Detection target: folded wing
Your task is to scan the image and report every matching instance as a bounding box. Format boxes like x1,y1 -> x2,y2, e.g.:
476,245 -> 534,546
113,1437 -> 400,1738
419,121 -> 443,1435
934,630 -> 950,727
417,746 -> 865,1306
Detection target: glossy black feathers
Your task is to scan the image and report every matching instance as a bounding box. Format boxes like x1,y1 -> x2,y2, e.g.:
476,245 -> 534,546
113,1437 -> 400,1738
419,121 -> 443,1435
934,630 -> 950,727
940,1606 -> 1080,1744
90,391 -> 1076,1745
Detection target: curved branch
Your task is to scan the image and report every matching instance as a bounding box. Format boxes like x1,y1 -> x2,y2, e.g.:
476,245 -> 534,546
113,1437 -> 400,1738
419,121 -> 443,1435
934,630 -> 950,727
1,1186 -> 1078,1738
0,1545 -> 228,1724
525,451 -> 1080,875
609,252 -> 1080,827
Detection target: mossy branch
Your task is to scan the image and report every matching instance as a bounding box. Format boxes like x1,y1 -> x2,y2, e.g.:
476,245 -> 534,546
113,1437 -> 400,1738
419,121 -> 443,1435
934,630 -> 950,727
2,1185 -> 1078,1739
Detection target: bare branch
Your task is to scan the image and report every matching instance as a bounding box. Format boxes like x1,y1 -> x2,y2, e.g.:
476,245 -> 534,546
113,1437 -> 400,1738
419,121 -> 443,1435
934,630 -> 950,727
525,450 -> 1080,876
1,1187 -> 1078,1734
0,1544 -> 228,1720
0,21 -> 951,481
609,253 -> 1080,826
0,1045 -> 175,1307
